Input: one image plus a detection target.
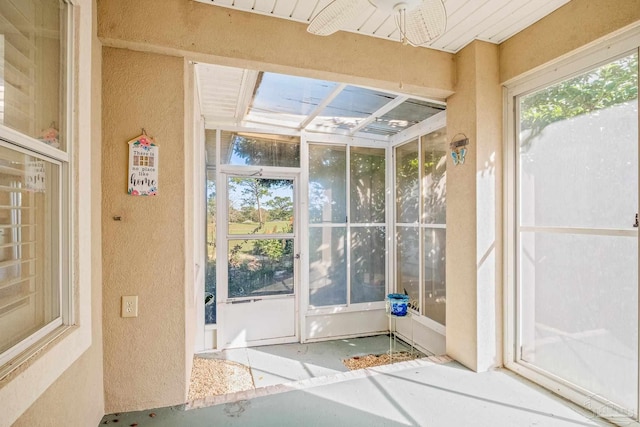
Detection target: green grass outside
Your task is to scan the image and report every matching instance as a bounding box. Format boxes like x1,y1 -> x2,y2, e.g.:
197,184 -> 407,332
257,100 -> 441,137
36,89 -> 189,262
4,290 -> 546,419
228,220 -> 290,235
207,220 -> 292,257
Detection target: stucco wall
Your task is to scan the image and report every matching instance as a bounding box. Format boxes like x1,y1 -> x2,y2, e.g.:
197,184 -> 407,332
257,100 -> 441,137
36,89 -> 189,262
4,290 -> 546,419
5,0 -> 640,423
10,1 -> 105,426
445,42 -> 480,370
12,345 -> 104,427
445,41 -> 502,372
96,0 -> 456,413
102,47 -> 187,412
96,0 -> 455,101
500,0 -> 640,83
473,42 -> 503,371
94,0 -> 638,388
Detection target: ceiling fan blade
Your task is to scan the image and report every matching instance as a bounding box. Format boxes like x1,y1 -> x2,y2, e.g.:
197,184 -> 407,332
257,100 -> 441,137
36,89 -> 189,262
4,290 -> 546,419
308,0 -> 370,36
402,0 -> 447,46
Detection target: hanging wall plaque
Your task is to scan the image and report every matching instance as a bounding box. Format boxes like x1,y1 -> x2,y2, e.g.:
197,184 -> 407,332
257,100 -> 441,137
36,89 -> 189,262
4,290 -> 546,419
127,132 -> 158,196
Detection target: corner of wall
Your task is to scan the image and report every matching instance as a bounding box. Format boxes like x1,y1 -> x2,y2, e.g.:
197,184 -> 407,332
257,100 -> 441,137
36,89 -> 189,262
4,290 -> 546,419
102,46 -> 187,413
499,0 -> 640,83
445,40 -> 503,373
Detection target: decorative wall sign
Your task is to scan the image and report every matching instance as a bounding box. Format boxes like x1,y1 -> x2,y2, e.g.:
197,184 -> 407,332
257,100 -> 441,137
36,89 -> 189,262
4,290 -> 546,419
127,131 -> 158,196
449,133 -> 469,166
25,160 -> 46,192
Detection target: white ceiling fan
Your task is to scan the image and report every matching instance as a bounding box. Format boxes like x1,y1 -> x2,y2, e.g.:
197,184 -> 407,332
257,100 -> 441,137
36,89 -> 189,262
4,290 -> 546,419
308,0 -> 447,47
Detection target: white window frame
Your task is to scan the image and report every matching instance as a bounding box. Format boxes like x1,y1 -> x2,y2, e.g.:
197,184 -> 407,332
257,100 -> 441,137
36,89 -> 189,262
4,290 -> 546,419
0,0 -> 74,377
390,113 -> 448,335
304,133 -> 389,315
0,140 -> 66,368
504,27 -> 640,426
0,0 -> 91,425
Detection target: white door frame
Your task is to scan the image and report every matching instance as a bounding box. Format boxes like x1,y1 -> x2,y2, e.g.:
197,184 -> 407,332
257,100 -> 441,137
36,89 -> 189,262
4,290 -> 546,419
503,28 -> 640,426
216,167 -> 301,349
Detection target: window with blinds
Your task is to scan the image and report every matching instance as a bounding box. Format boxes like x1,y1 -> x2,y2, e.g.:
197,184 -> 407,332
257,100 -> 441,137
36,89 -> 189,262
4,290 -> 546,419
0,144 -> 60,359
0,0 -> 65,150
0,0 -> 69,372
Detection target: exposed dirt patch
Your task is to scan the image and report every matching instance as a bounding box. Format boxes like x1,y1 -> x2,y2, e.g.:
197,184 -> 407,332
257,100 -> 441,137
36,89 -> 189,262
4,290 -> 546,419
188,357 -> 254,400
342,352 -> 419,370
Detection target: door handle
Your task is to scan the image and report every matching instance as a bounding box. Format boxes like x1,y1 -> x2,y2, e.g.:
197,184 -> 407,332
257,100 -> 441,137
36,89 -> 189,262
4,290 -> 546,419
634,213 -> 638,228
295,253 -> 301,259
230,298 -> 262,304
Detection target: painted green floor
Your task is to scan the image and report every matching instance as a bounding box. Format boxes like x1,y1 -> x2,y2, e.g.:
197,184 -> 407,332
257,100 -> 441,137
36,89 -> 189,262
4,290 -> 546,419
100,336 -> 614,426
195,335 -> 417,389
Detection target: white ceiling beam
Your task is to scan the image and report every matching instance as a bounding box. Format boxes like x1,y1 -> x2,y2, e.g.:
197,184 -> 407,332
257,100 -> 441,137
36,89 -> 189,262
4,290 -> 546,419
348,95 -> 408,135
235,69 -> 260,124
390,110 -> 447,146
242,116 -> 301,130
299,83 -> 348,130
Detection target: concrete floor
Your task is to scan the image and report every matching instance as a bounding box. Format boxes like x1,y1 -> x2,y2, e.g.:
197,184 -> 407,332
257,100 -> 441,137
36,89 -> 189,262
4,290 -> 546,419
196,335 -> 417,389
100,335 -> 614,426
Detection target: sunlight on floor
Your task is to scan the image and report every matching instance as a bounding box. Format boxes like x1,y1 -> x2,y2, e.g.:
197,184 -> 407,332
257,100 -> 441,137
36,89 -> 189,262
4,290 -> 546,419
188,335 -> 421,402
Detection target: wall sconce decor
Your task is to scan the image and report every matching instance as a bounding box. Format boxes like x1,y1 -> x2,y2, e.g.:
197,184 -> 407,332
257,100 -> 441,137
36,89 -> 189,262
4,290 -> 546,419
450,133 -> 469,166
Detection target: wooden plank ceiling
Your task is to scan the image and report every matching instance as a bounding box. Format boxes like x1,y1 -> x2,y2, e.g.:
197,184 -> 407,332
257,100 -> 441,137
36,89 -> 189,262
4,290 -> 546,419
193,0 -> 570,52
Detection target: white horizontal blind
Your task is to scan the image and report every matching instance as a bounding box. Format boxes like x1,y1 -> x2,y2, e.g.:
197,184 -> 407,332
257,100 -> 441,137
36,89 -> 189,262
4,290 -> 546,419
0,0 -> 68,374
0,0 -> 36,136
0,147 -> 60,358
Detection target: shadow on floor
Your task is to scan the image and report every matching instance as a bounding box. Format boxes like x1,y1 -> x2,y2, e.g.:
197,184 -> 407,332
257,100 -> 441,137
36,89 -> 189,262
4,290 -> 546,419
196,335 -> 419,390
100,337 -> 614,427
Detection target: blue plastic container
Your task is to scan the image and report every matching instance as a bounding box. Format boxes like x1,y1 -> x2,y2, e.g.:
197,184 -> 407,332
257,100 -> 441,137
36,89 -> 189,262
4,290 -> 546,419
387,293 -> 410,316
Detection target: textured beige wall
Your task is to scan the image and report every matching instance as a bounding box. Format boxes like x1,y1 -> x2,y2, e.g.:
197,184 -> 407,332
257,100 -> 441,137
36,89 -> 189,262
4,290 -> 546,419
102,47 -> 186,412
445,0 -> 639,372
474,42 -> 502,371
96,0 -> 455,413
445,42 -> 479,370
445,41 -> 502,372
8,0 -> 640,423
94,0 -> 638,410
12,345 -> 104,427
500,0 -> 640,83
96,0 -> 455,100
12,1 -> 105,425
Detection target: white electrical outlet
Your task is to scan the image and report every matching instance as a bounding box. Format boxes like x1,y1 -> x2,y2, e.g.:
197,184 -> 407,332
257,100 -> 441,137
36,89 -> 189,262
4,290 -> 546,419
121,295 -> 138,318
